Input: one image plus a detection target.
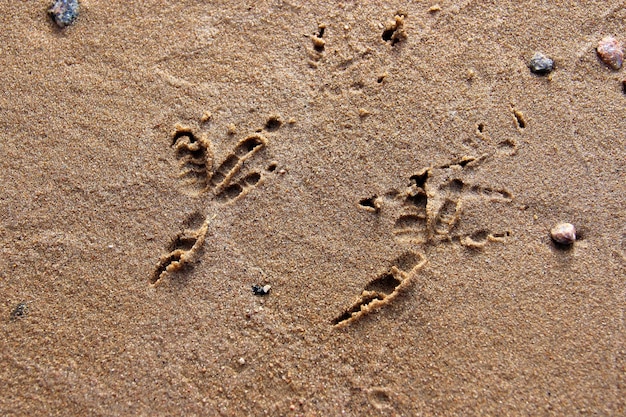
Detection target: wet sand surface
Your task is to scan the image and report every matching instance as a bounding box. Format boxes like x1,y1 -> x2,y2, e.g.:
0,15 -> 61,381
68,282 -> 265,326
1,1 -> 625,415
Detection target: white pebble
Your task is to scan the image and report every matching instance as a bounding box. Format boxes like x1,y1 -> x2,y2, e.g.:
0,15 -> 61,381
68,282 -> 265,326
550,223 -> 576,245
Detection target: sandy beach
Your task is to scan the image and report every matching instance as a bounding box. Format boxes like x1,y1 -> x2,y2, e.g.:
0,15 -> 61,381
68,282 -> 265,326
1,1 -> 624,415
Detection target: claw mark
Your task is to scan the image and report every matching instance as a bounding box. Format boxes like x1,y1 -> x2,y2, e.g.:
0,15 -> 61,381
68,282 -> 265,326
511,106 -> 526,130
382,12 -> 407,46
332,251 -> 427,327
151,214 -> 213,286
306,24 -> 327,66
312,24 -> 326,52
359,195 -> 382,212
10,302 -> 28,321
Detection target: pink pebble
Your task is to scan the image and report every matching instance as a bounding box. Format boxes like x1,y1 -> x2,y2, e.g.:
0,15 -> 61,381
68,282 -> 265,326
597,36 -> 623,70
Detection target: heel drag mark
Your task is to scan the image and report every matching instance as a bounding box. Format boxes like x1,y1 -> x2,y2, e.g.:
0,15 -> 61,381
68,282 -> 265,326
332,251 -> 426,327
151,214 -> 212,286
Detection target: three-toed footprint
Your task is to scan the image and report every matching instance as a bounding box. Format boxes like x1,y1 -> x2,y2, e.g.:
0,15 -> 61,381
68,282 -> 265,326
336,155 -> 514,326
151,118 -> 280,286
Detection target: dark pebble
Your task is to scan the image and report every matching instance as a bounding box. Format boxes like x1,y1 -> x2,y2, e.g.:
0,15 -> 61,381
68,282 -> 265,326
10,302 -> 28,321
251,284 -> 271,296
49,0 -> 79,28
529,52 -> 554,75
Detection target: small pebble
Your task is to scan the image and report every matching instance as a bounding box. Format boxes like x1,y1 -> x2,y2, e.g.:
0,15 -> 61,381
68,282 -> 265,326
200,112 -> 212,123
311,37 -> 325,52
528,52 -> 554,75
596,36 -> 623,70
428,4 -> 442,13
238,357 -> 246,365
10,302 -> 28,321
252,284 -> 271,296
49,0 -> 79,28
550,222 -> 576,245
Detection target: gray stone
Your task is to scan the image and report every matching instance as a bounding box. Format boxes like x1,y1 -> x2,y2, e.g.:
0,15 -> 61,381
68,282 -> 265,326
49,0 -> 79,28
529,52 -> 554,75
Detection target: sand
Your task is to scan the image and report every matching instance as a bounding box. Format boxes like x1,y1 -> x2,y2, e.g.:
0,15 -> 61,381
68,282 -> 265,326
1,1 -> 624,415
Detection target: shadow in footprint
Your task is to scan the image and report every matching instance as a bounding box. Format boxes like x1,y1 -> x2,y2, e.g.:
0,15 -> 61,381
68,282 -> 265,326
216,172 -> 262,202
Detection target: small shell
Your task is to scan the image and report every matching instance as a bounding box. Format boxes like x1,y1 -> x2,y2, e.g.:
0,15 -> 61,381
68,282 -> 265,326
596,36 -> 623,70
550,223 -> 576,245
49,0 -> 79,28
